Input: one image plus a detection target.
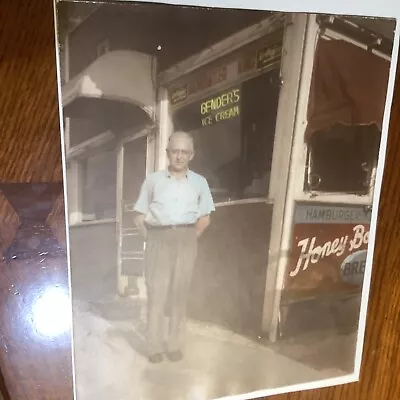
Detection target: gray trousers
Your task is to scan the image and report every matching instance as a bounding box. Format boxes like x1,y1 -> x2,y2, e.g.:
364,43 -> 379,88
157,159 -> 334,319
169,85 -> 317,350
144,226 -> 197,355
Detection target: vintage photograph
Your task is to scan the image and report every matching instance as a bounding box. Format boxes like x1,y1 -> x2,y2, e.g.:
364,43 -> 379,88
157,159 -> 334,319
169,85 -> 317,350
55,1 -> 397,399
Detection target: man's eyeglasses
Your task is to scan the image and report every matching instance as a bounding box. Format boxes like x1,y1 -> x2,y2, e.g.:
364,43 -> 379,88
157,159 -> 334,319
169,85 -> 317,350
167,149 -> 192,157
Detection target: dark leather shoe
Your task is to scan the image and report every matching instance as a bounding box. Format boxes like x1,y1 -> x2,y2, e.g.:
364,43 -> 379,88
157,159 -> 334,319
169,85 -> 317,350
148,353 -> 163,363
166,350 -> 183,362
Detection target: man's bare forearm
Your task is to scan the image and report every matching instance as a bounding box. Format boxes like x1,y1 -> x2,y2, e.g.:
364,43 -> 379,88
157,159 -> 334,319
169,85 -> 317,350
196,215 -> 210,238
134,213 -> 147,239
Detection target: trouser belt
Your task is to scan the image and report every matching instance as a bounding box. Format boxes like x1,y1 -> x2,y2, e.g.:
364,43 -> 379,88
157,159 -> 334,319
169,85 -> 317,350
146,224 -> 195,230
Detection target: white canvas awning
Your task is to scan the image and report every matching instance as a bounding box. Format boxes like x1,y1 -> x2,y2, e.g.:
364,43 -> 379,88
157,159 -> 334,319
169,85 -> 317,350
62,50 -> 157,122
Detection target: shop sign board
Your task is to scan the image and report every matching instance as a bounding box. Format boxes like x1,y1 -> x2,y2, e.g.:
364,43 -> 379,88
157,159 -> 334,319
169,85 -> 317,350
168,33 -> 283,108
256,42 -> 282,70
170,85 -> 188,105
282,202 -> 372,302
172,85 -> 241,131
199,87 -> 240,127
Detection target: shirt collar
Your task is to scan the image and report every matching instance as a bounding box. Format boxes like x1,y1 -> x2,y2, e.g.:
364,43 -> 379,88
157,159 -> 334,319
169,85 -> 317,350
165,168 -> 190,179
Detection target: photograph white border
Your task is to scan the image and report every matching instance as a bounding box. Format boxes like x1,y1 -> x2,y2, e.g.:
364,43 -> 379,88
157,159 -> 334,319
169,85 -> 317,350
110,0 -> 400,18
53,4 -> 77,400
52,1 -> 400,399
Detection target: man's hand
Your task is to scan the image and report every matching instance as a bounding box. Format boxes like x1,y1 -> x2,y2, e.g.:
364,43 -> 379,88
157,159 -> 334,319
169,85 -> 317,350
196,215 -> 211,238
133,213 -> 147,239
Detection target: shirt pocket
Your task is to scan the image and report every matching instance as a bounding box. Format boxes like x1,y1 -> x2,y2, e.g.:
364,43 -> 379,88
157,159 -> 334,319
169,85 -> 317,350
183,184 -> 200,215
152,182 -> 176,207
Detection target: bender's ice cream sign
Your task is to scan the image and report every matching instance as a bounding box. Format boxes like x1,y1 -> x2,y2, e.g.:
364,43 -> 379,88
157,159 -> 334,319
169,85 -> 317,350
284,203 -> 372,299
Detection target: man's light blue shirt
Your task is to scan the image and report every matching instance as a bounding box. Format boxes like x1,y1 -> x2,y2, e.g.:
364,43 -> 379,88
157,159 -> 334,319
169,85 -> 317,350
134,169 -> 215,226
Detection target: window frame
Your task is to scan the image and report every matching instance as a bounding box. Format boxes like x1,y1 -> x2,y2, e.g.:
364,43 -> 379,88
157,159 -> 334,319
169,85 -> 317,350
291,26 -> 390,206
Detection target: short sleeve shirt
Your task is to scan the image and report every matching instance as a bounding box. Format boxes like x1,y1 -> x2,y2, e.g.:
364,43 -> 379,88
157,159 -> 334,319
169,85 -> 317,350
134,169 -> 215,226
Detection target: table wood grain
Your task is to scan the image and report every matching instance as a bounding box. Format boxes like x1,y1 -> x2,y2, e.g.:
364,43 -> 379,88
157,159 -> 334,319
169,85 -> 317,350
0,0 -> 399,399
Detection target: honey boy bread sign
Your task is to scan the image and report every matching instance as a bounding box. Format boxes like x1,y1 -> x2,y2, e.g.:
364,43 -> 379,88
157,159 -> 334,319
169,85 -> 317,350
284,203 -> 372,299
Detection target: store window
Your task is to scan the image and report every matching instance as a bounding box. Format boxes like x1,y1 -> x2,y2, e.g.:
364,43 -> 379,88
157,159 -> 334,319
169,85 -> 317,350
305,123 -> 381,194
82,148 -> 117,220
304,36 -> 390,196
172,68 -> 281,202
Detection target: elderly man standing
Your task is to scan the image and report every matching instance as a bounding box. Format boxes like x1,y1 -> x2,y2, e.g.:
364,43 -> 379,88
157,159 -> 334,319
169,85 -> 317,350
133,131 -> 215,363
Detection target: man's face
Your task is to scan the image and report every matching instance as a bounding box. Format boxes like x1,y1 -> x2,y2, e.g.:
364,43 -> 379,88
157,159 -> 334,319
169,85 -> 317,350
167,136 -> 194,172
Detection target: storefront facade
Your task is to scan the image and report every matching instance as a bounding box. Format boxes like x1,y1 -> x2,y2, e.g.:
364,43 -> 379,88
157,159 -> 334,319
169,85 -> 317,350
61,8 -> 394,341
156,13 -> 287,336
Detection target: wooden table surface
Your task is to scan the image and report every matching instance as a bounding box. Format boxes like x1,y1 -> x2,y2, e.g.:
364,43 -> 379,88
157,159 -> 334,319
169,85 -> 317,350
0,1 -> 399,399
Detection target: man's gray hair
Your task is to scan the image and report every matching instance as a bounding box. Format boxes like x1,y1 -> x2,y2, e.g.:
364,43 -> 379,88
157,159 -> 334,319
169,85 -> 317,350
167,131 -> 194,150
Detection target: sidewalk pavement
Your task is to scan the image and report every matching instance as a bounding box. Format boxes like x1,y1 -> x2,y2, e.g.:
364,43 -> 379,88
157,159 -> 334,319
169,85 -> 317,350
72,298 -> 347,400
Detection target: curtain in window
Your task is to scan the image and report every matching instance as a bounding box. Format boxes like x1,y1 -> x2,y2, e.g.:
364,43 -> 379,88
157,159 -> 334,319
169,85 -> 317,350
305,39 -> 391,141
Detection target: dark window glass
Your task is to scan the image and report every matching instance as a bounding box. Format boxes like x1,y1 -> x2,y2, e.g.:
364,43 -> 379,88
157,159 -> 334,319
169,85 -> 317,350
172,68 -> 280,202
305,124 -> 381,194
